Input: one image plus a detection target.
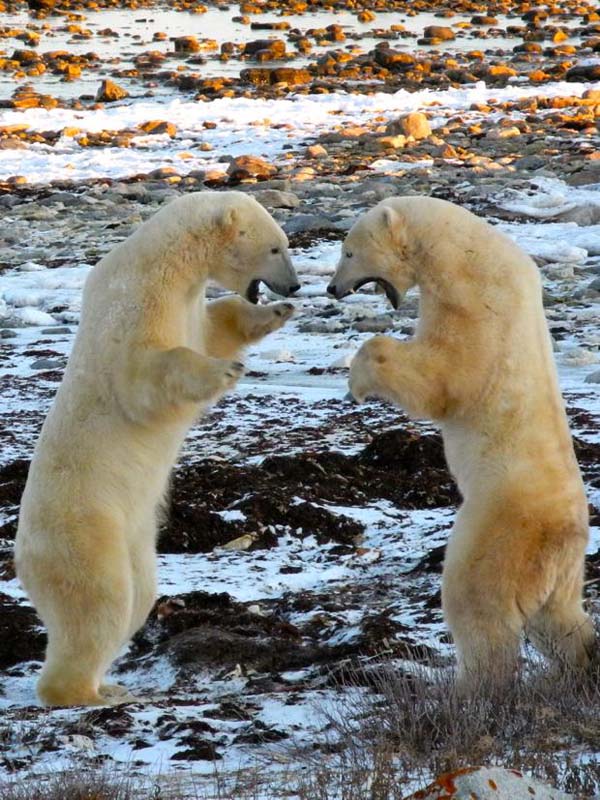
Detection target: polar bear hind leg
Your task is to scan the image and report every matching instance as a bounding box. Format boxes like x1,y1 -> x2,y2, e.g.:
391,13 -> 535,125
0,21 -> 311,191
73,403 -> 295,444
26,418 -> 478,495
25,519 -> 134,707
127,534 -> 158,640
526,573 -> 596,671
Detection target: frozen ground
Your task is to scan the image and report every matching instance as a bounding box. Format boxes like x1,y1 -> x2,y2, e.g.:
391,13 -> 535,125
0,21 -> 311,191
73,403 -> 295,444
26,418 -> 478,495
0,174 -> 599,790
0,11 -> 599,788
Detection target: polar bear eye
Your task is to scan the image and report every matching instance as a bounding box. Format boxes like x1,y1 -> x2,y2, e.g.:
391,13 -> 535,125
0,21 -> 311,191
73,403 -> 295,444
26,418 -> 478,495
271,247 -> 280,254
346,251 -> 353,258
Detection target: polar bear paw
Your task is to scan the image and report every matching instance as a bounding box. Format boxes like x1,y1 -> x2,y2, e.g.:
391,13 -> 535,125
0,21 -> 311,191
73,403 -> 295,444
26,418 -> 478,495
99,683 -> 140,705
201,358 -> 245,399
246,301 -> 295,342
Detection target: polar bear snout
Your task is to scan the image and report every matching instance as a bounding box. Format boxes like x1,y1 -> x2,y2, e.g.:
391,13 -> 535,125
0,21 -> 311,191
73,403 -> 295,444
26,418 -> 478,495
245,250 -> 300,303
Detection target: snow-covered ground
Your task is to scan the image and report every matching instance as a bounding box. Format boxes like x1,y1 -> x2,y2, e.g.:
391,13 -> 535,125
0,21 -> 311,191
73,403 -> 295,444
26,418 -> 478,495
1,11 -> 599,785
1,79 -> 599,184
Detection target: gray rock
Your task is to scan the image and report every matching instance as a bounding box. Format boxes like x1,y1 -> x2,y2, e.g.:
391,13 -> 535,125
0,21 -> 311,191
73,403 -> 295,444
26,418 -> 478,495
586,277 -> 600,295
556,205 -> 600,226
585,369 -> 600,384
40,327 -> 72,335
513,155 -> 546,171
352,315 -> 394,332
0,329 -> 17,338
39,192 -> 81,207
0,195 -> 20,209
299,319 -> 345,334
407,766 -> 575,799
31,358 -> 63,371
252,189 -> 300,209
283,213 -> 335,234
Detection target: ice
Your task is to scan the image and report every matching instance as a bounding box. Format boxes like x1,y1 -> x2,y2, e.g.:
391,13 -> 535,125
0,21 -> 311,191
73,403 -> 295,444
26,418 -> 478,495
497,177 -> 600,220
498,220 -> 600,263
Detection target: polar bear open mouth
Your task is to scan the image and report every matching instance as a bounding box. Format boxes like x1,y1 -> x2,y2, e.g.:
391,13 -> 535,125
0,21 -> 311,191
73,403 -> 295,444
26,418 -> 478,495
352,277 -> 400,310
245,279 -> 294,304
246,279 -> 264,304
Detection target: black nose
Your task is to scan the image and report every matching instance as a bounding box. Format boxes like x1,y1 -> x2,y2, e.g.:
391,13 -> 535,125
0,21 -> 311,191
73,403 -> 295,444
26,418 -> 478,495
327,283 -> 337,298
289,283 -> 301,295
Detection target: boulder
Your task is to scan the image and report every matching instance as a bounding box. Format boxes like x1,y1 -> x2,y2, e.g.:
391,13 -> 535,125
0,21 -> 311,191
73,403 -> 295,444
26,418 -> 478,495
138,120 -> 177,137
243,39 -> 286,59
566,65 -> 600,81
387,112 -> 431,140
423,25 -> 455,41
227,155 -> 277,180
95,79 -> 128,102
173,36 -> 201,53
406,766 -> 576,799
252,189 -> 300,209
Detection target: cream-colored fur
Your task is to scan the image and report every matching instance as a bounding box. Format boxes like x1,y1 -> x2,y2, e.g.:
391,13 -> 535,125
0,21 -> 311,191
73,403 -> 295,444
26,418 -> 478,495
15,191 -> 298,707
329,196 -> 593,691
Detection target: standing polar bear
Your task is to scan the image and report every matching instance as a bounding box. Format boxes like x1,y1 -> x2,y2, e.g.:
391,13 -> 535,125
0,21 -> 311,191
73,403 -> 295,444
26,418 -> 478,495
328,196 -> 593,691
16,191 -> 299,707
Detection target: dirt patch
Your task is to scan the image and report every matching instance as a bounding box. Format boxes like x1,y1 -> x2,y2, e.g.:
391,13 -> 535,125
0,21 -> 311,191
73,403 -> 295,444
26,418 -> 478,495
0,460 -> 28,511
159,428 -> 458,554
0,592 -> 45,670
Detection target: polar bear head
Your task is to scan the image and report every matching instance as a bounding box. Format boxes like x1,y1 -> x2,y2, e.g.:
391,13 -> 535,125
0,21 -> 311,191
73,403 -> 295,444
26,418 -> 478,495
327,200 -> 416,309
198,192 -> 299,303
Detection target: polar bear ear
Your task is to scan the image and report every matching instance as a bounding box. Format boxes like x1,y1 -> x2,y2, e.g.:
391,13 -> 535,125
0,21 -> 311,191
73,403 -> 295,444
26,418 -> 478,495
218,206 -> 239,230
381,206 -> 406,246
382,206 -> 399,229
383,206 -> 398,230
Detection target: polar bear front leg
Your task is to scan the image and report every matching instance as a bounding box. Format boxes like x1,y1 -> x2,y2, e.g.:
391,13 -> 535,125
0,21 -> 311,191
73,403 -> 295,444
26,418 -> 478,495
349,336 -> 448,420
123,347 -> 244,421
205,296 -> 295,359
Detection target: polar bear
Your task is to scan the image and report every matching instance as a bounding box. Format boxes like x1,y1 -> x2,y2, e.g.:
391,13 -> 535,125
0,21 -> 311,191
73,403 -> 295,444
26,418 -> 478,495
15,191 -> 299,707
328,196 -> 593,691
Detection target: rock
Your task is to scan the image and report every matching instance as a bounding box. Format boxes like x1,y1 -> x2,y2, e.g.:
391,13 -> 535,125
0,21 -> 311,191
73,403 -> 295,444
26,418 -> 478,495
514,155 -> 546,170
423,25 -> 455,41
218,534 -> 257,552
173,36 -> 201,53
227,155 -> 277,181
353,316 -> 394,332
585,277 -> 600,295
566,65 -> 600,82
252,189 -> 300,209
243,39 -> 286,60
305,144 -> 328,158
376,134 -> 407,150
283,213 -> 335,234
138,120 -> 177,137
40,327 -> 71,335
585,369 -> 600,384
407,766 -> 575,799
240,67 -> 311,85
147,166 -> 180,180
387,112 -> 432,140
95,79 -> 128,103
31,358 -> 62,370
374,48 -> 415,69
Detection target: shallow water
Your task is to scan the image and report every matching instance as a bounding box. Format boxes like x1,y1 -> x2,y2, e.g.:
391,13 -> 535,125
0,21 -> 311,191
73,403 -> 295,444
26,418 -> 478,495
0,6 -> 585,100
